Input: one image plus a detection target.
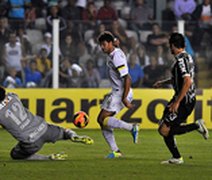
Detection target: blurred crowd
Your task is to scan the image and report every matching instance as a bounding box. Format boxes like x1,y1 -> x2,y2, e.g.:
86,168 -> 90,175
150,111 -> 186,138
0,0 -> 211,88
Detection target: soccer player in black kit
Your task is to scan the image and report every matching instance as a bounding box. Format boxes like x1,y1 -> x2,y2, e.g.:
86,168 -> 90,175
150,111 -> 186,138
153,32 -> 209,164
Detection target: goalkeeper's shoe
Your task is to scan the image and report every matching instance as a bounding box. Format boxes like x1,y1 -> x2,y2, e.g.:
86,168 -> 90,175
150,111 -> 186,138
196,119 -> 209,140
106,150 -> 123,159
131,124 -> 139,144
49,152 -> 68,160
71,135 -> 94,145
161,157 -> 184,165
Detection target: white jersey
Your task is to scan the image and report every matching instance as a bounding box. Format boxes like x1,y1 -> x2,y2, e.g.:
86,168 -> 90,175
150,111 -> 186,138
5,42 -> 22,71
101,48 -> 133,113
107,48 -> 129,93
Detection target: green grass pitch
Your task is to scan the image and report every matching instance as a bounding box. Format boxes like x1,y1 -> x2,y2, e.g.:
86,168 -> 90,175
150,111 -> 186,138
0,129 -> 211,180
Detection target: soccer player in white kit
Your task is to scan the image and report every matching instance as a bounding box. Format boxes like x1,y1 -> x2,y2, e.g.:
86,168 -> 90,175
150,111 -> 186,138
97,31 -> 139,158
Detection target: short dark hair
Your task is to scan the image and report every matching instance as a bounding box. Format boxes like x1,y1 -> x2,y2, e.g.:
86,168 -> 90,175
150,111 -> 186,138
98,31 -> 114,43
0,86 -> 6,102
169,32 -> 185,48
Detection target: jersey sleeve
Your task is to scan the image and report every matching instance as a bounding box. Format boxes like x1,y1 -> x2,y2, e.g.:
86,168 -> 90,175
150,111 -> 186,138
8,92 -> 19,98
177,58 -> 190,78
113,51 -> 128,77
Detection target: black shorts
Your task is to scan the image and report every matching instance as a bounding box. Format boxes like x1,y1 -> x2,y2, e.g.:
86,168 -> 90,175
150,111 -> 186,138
10,124 -> 64,159
162,97 -> 196,126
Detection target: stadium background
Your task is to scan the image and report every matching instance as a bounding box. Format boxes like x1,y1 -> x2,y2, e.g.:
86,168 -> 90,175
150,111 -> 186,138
0,1 -> 212,179
0,0 -> 212,129
12,88 -> 212,129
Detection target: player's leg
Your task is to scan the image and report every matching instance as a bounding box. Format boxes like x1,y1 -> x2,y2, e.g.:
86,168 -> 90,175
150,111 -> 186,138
159,122 -> 183,164
10,130 -> 68,161
10,141 -> 52,160
167,119 -> 209,138
10,125 -> 73,161
159,99 -> 199,164
158,103 -> 184,164
10,124 -> 94,161
169,123 -> 199,135
159,119 -> 208,139
100,92 -> 139,144
97,109 -> 122,158
166,100 -> 209,139
159,123 -> 184,164
44,124 -> 94,145
102,128 -> 122,158
104,116 -> 139,143
168,99 -> 199,136
10,143 -> 67,161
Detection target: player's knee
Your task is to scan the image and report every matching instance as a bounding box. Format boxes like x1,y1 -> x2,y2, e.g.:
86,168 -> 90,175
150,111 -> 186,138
97,111 -> 115,127
97,115 -> 110,128
97,114 -> 104,126
10,147 -> 29,160
158,123 -> 170,137
10,148 -> 20,160
158,129 -> 169,137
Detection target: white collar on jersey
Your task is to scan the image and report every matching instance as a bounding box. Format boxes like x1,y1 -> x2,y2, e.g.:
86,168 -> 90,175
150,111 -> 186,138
109,47 -> 119,59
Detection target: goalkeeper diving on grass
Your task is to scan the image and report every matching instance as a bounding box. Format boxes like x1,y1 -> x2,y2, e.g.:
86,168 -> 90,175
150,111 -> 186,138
0,86 -> 94,160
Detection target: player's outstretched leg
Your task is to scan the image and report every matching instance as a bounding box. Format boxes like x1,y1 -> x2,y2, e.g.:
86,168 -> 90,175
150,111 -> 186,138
196,119 -> 209,140
24,153 -> 68,161
64,129 -> 94,145
105,117 -> 140,143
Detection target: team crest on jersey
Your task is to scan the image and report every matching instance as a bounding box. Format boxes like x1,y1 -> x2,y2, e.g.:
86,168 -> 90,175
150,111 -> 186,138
120,53 -> 124,58
168,112 -> 177,121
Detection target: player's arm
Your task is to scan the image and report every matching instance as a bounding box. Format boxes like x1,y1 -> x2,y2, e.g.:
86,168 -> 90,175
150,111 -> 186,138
175,76 -> 192,104
169,76 -> 191,113
122,74 -> 133,109
153,78 -> 172,88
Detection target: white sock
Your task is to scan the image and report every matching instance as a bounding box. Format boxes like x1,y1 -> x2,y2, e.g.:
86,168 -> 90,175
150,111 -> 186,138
107,117 -> 133,131
26,154 -> 50,160
102,128 -> 119,152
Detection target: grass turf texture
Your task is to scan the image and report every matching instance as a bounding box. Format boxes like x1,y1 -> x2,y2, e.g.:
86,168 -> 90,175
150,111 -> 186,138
0,129 -> 211,180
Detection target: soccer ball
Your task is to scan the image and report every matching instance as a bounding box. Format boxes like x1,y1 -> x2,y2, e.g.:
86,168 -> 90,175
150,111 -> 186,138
73,111 -> 89,128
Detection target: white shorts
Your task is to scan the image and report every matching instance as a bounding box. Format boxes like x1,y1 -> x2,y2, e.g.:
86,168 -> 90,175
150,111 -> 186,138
101,89 -> 133,114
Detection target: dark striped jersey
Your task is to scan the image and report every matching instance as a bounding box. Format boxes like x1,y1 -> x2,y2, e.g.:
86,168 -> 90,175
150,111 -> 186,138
171,51 -> 196,103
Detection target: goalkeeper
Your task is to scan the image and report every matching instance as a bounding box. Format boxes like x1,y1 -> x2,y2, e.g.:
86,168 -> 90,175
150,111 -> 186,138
0,86 -> 94,160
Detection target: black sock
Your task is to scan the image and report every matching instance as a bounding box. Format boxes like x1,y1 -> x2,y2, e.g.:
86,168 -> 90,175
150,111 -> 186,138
169,123 -> 199,135
164,135 -> 181,158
